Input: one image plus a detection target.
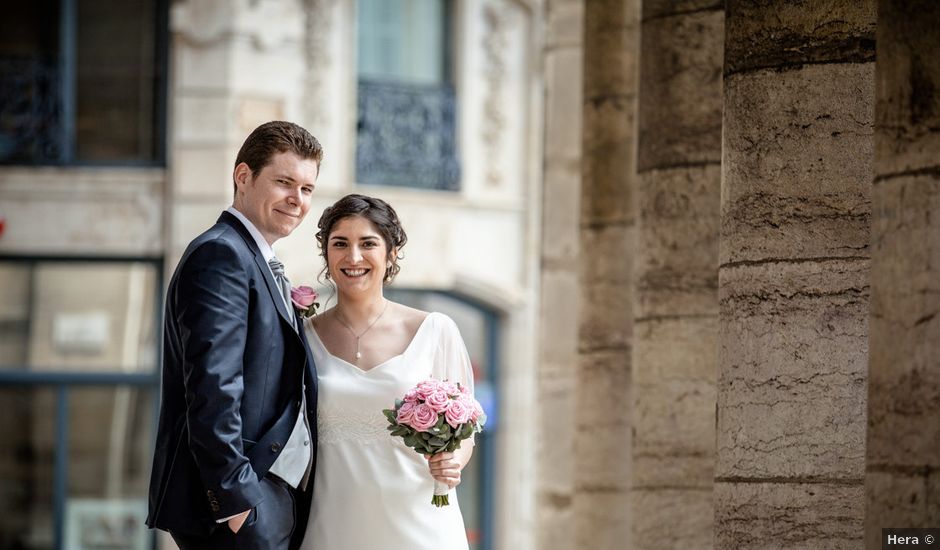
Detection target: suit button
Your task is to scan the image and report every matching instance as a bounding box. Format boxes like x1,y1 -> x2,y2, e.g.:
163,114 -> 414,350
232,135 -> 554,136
271,442 -> 282,452
206,490 -> 214,497
303,440 -> 309,446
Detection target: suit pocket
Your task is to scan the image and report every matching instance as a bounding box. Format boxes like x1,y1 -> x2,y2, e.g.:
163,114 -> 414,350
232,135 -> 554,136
244,507 -> 258,528
231,477 -> 293,550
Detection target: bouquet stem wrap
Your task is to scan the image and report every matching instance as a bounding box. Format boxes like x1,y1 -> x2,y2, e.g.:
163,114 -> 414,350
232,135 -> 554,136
432,480 -> 450,507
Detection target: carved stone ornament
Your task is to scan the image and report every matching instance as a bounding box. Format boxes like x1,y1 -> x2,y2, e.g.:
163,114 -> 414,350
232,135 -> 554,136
481,1 -> 510,187
172,0 -> 304,51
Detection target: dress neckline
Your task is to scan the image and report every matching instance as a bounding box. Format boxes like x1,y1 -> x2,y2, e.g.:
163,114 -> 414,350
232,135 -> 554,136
307,311 -> 436,374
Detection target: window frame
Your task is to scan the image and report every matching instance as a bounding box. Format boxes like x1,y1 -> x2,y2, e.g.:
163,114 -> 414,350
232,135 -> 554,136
0,253 -> 164,550
354,0 -> 461,192
0,0 -> 169,168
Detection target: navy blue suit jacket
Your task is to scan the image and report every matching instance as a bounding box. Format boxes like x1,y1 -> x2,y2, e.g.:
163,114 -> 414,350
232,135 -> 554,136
146,211 -> 317,536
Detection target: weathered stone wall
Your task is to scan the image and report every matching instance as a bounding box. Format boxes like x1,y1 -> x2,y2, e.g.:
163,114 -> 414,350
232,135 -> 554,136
633,1 -> 723,548
717,2 -> 875,548
866,1 -> 940,546
573,0 -> 638,548
536,0 -> 583,548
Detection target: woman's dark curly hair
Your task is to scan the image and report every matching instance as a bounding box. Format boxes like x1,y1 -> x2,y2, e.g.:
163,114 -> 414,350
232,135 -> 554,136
315,194 -> 407,285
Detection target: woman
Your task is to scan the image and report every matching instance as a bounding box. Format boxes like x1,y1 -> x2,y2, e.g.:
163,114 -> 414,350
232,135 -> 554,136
300,194 -> 475,549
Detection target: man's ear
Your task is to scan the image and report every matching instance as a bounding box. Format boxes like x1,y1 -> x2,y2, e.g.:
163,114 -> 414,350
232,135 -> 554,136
233,162 -> 252,191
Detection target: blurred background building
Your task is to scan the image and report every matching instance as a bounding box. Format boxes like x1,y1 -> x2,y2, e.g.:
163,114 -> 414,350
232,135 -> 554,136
0,1 -> 937,550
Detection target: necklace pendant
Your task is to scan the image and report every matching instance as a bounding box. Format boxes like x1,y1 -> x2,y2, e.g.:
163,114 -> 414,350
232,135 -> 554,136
356,351 -> 362,360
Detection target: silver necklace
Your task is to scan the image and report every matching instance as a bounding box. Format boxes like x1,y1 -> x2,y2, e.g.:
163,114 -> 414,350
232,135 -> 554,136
334,300 -> 390,361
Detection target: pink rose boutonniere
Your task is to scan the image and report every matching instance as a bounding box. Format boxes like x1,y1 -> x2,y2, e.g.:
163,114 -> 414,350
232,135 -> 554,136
290,285 -> 320,318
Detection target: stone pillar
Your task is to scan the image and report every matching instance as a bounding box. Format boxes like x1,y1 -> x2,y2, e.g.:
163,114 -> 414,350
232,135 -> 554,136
574,0 -> 638,548
633,1 -> 723,548
717,2 -> 875,548
866,1 -> 940,546
536,1 -> 583,548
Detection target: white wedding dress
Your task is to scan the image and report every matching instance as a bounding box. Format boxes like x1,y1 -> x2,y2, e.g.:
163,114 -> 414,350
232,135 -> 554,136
299,311 -> 473,550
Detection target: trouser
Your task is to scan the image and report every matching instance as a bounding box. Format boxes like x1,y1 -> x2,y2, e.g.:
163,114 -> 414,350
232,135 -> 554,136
171,475 -> 298,550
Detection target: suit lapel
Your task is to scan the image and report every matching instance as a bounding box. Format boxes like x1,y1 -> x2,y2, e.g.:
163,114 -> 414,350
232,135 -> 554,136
218,211 -> 296,327
298,318 -> 318,408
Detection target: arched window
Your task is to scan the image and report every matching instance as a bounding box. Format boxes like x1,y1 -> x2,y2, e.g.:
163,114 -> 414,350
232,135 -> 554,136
386,289 -> 498,550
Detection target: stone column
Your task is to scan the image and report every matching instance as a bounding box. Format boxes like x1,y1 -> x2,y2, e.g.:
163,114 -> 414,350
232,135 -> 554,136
717,2 -> 875,548
574,0 -> 638,548
536,1 -> 583,548
633,1 -> 723,548
866,1 -> 940,546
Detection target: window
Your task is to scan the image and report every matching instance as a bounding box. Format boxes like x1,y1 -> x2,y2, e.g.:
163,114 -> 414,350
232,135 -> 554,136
356,0 -> 460,190
0,258 -> 161,550
0,0 -> 167,166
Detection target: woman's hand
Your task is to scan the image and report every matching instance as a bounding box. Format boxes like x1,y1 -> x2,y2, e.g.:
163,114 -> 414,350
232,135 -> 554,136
426,452 -> 463,489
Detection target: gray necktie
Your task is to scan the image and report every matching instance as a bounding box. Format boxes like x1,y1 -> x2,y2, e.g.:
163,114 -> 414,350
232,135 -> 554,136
268,257 -> 292,312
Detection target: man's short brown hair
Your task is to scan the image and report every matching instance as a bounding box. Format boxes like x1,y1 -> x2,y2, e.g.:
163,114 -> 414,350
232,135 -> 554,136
233,121 -> 323,193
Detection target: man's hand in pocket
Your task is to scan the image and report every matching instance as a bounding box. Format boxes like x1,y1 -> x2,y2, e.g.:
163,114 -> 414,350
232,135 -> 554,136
227,509 -> 251,533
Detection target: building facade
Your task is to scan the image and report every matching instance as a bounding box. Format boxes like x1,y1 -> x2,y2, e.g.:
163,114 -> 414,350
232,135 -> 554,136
0,1 -> 541,549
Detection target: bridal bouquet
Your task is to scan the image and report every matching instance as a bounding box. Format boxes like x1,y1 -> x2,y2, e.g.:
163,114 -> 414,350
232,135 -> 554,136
383,378 -> 486,506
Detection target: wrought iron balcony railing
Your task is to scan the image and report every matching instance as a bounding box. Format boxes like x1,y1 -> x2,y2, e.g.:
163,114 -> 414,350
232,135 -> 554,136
356,79 -> 460,191
0,56 -> 63,164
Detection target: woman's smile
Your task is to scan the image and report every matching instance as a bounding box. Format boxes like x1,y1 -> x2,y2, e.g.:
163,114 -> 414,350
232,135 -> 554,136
340,268 -> 370,278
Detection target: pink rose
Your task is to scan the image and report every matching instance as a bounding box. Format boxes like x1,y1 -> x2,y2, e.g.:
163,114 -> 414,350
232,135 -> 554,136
403,388 -> 420,403
396,401 -> 417,425
472,400 -> 484,422
459,384 -> 471,396
415,380 -> 440,400
458,393 -> 483,422
425,390 -> 451,414
409,403 -> 438,432
444,399 -> 471,429
441,381 -> 460,396
290,285 -> 318,308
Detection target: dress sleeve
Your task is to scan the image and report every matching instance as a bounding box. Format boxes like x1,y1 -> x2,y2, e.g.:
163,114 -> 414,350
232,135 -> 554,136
434,313 -> 475,394
434,313 -> 477,446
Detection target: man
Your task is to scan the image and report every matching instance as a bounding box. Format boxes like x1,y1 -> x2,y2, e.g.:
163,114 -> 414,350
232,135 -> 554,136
146,121 -> 322,549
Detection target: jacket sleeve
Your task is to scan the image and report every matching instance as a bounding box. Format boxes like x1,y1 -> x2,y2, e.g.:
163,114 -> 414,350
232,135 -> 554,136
175,239 -> 263,519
